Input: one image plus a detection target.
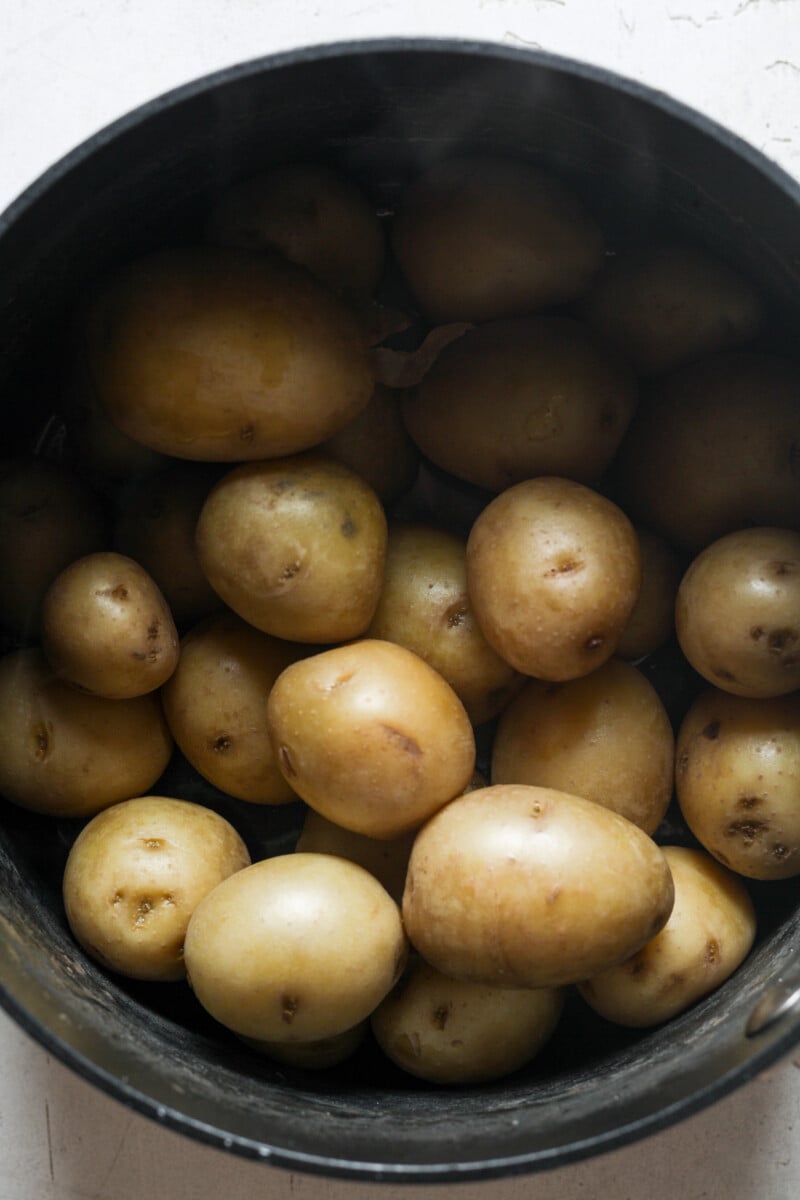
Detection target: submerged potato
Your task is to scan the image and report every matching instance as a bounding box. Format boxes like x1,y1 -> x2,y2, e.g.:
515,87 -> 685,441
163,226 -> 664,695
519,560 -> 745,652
403,784 -> 674,989
402,317 -> 637,493
491,659 -> 674,835
62,796 -> 250,981
391,157 -> 604,323
0,648 -> 173,817
183,854 -> 407,1042
466,477 -> 641,680
267,640 -> 476,838
675,527 -> 800,698
41,552 -> 179,699
676,689 -> 800,879
371,959 -> 564,1084
86,246 -> 375,462
579,847 -> 756,1026
195,455 -> 387,643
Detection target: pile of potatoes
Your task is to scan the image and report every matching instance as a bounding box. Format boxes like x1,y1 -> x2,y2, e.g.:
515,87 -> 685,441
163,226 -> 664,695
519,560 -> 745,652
1,154 -> 799,1086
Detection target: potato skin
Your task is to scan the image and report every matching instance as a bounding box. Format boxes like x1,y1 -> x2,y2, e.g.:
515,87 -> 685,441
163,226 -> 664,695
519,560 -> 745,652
402,317 -> 637,493
466,477 -> 641,680
267,640 -> 476,838
295,809 -> 415,905
195,454 -> 387,643
402,784 -> 674,989
371,959 -> 563,1084
491,659 -> 674,835
183,854 -> 407,1042
675,527 -> 800,698
578,846 -> 756,1027
317,385 -> 419,504
676,689 -> 800,879
0,648 -> 173,817
87,246 -> 375,462
62,796 -> 251,981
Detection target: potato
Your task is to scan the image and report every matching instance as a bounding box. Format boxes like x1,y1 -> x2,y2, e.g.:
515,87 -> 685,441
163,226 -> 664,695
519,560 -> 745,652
0,648 -> 173,817
86,246 -> 375,462
402,317 -> 637,493
295,809 -> 415,905
113,462 -> 223,628
491,659 -> 674,835
613,352 -> 800,552
581,243 -> 764,374
391,157 -> 604,323
62,796 -> 250,981
615,527 -> 683,661
676,688 -> 800,879
183,854 -> 407,1042
267,639 -> 476,838
466,477 -> 641,680
195,455 -> 387,643
161,612 -> 303,805
366,522 -> 522,725
241,1021 -> 367,1069
41,552 -> 179,699
402,784 -> 674,989
675,527 -> 800,698
578,846 -> 756,1027
0,457 -> 106,636
371,959 -> 563,1084
205,162 -> 385,295
316,385 -> 419,504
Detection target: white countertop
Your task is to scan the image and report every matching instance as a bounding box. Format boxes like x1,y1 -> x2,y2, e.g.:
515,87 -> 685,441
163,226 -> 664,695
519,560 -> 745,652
1,2 -> 800,1197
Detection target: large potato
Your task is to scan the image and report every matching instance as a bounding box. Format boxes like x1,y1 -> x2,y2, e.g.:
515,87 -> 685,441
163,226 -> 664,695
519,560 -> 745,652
466,477 -> 641,680
491,659 -> 674,835
578,846 -> 756,1026
391,157 -> 604,323
183,854 -> 407,1042
675,527 -> 800,698
62,796 -> 250,981
86,246 -> 375,461
402,784 -> 674,989
267,639 -> 476,838
0,648 -> 172,817
195,454 -> 387,643
402,317 -> 637,493
676,688 -> 800,879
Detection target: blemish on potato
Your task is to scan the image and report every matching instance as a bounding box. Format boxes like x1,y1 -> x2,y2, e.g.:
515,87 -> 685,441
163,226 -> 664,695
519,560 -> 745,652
380,724 -> 422,757
726,818 -> 769,845
737,795 -> 761,810
767,628 -> 797,653
278,560 -> 302,583
32,725 -> 50,761
713,666 -> 737,683
584,634 -> 605,652
111,585 -> 129,602
702,720 -> 721,740
750,626 -> 765,641
278,745 -> 296,777
432,1004 -> 450,1030
133,898 -> 153,927
281,995 -> 299,1024
340,515 -> 357,538
211,734 -> 232,753
772,843 -> 790,861
677,750 -> 689,775
545,559 -> 583,577
445,603 -> 467,628
768,560 -> 796,577
239,423 -> 256,443
143,837 -> 163,849
147,622 -> 160,640
628,953 -> 647,977
705,939 -> 720,966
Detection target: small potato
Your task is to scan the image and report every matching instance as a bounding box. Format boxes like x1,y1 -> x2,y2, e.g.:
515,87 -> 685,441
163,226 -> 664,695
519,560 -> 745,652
161,612 -> 303,805
267,640 -> 476,838
195,455 -> 387,643
616,527 -> 683,661
491,659 -> 674,835
676,688 -> 800,879
86,246 -> 375,462
0,648 -> 173,817
41,552 -> 179,699
675,527 -> 800,698
391,157 -> 604,323
402,317 -> 637,493
581,243 -> 764,374
62,796 -> 250,981
183,854 -> 407,1042
366,522 -> 522,725
241,1021 -> 368,1070
295,809 -> 416,905
579,846 -> 756,1026
402,784 -> 674,989
371,959 -> 563,1084
466,477 -> 641,680
0,457 -> 106,636
205,162 -> 385,295
317,386 -> 419,504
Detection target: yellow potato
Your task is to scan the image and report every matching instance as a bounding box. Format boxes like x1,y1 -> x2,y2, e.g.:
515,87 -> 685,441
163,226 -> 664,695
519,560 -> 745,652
62,796 -> 250,981
371,959 -> 563,1084
578,846 -> 756,1026
402,784 -> 674,989
491,659 -> 674,835
0,648 -> 173,817
616,527 -> 683,661
267,639 -> 476,838
295,809 -> 415,905
240,1022 -> 367,1069
183,854 -> 407,1042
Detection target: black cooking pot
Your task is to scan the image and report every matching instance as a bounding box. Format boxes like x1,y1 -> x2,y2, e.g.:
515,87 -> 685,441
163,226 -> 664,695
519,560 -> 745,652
1,39 -> 799,1183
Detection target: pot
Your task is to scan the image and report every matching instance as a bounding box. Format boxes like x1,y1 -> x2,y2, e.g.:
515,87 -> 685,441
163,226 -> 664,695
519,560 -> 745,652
0,38 -> 799,1183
